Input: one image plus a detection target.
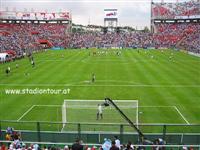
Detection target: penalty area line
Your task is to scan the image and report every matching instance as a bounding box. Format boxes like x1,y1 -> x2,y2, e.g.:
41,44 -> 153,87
173,106 -> 190,125
17,105 -> 35,121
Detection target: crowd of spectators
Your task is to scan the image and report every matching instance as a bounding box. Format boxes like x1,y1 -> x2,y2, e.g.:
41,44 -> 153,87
66,23 -> 200,53
152,0 -> 200,19
0,21 -> 199,58
68,32 -> 153,49
1,126 -> 198,150
2,135 -> 194,150
179,28 -> 200,53
0,23 -> 69,56
1,130 -> 169,150
153,23 -> 200,53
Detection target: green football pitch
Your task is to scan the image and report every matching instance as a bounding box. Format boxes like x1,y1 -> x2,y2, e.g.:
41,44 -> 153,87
0,49 -> 200,133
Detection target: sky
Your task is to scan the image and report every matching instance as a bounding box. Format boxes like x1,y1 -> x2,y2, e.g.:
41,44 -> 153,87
0,0 -> 190,29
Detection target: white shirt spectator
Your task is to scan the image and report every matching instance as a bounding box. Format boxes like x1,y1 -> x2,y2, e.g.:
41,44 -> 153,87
114,137 -> 121,149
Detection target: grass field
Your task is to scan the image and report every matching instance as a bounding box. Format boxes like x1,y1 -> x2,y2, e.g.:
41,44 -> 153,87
0,49 -> 200,133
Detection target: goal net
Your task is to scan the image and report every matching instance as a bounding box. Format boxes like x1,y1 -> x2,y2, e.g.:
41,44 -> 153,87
61,99 -> 138,130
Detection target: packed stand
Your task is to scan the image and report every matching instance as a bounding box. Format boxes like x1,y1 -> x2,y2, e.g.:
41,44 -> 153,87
152,0 -> 200,19
69,32 -> 153,49
1,22 -> 200,58
153,23 -> 200,50
179,29 -> 200,53
0,23 -> 70,55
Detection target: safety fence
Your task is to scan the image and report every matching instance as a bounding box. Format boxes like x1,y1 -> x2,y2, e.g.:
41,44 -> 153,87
1,120 -> 200,144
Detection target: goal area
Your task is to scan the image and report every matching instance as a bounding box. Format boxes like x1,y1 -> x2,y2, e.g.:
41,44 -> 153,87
62,99 -> 139,129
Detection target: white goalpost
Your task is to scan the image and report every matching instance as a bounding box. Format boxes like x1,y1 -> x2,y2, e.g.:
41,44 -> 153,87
62,101 -> 67,129
61,99 -> 139,131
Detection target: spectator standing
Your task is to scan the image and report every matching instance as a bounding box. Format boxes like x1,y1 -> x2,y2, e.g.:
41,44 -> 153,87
72,139 -> 84,150
102,138 -> 112,150
110,141 -> 119,150
114,136 -> 121,149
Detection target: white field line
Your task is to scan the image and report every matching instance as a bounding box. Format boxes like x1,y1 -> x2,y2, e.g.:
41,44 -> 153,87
59,122 -> 189,125
173,106 -> 190,125
17,105 -> 35,121
0,83 -> 200,87
34,105 -> 61,107
140,106 -> 174,108
16,104 -> 190,125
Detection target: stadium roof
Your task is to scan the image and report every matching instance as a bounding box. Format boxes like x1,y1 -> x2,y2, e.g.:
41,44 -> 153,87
1,0 -> 198,28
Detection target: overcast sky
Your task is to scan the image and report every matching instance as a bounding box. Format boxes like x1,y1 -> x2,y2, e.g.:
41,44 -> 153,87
0,0 -> 190,29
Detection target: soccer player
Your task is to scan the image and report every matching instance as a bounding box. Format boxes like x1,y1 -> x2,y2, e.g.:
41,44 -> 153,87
8,66 -> 11,72
16,63 -> 19,68
6,66 -> 11,76
31,60 -> 35,67
96,104 -> 103,120
5,68 -> 9,76
92,73 -> 95,83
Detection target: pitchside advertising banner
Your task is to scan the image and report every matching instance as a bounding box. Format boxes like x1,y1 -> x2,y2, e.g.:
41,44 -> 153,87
0,11 -> 71,20
104,9 -> 118,19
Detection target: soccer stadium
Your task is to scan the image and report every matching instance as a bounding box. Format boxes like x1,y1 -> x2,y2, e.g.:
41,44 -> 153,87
0,0 -> 200,149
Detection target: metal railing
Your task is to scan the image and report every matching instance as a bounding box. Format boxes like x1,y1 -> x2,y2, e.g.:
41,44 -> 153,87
1,120 -> 200,144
